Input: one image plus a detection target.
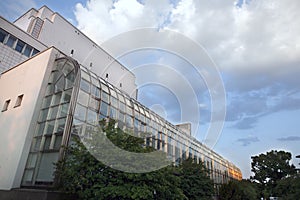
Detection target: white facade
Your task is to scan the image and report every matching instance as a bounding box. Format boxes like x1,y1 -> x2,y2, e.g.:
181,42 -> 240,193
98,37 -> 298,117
14,6 -> 137,98
0,48 -> 61,189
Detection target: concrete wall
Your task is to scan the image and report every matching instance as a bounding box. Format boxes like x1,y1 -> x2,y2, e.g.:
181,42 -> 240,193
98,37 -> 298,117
0,48 -> 59,190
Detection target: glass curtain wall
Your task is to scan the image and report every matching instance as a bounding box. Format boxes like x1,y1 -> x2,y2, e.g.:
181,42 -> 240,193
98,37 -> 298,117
22,58 -> 79,186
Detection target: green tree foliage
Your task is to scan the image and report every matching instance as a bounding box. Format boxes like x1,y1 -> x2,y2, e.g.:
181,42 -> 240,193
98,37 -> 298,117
55,120 -> 214,199
251,150 -> 296,185
273,175 -> 300,200
219,180 -> 258,200
250,150 -> 297,198
178,158 -> 214,200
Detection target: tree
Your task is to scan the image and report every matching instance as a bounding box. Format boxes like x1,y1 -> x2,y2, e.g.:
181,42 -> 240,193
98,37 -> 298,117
178,158 -> 214,200
219,179 -> 258,200
250,150 -> 296,197
273,175 -> 300,199
55,120 -> 186,200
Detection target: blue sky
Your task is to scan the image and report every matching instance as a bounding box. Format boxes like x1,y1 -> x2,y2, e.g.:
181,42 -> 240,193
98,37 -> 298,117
1,0 -> 300,178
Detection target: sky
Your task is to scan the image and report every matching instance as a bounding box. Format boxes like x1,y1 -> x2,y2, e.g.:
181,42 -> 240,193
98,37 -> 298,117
1,0 -> 300,178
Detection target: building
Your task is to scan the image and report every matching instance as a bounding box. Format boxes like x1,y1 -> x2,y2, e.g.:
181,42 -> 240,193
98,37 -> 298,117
0,5 -> 242,193
1,6 -> 137,99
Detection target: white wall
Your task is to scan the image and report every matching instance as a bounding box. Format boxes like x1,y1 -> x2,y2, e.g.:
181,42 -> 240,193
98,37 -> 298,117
0,48 -> 58,190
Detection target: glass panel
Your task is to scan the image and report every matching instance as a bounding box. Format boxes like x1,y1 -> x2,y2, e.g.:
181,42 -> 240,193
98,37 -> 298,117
54,118 -> 66,133
126,115 -> 133,127
118,94 -> 125,103
26,153 -> 37,168
31,49 -> 39,56
35,122 -> 45,136
134,103 -> 139,111
119,112 -> 125,122
15,40 -> 25,53
23,45 -> 33,57
140,107 -> 145,115
110,89 -> 117,98
58,103 -> 69,118
80,79 -> 90,93
48,106 -> 59,120
55,76 -> 65,93
74,103 -> 87,121
81,70 -> 90,81
33,137 -> 42,151
120,102 -> 125,113
49,71 -> 60,84
6,35 -> 16,47
111,97 -> 118,108
51,92 -> 62,106
125,98 -> 131,106
53,135 -> 62,150
91,85 -> 100,98
61,89 -> 72,103
22,170 -> 33,183
101,83 -> 109,93
65,72 -> 75,89
39,109 -> 49,122
145,110 -> 150,118
43,136 -> 52,150
53,60 -> 65,71
87,109 -> 98,125
36,152 -> 59,182
109,107 -> 117,119
126,106 -> 133,116
45,84 -> 54,96
0,29 -> 8,43
62,62 -> 74,76
91,77 -> 100,87
89,97 -> 99,111
44,120 -> 55,135
77,90 -> 89,106
42,95 -> 52,109
100,101 -> 109,116
101,91 -> 109,103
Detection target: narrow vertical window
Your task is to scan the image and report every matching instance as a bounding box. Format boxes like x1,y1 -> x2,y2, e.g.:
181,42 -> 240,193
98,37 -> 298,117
2,99 -> 10,112
6,35 -> 17,48
14,94 -> 24,107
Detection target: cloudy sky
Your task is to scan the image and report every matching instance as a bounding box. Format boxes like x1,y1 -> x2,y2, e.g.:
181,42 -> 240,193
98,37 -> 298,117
1,0 -> 300,178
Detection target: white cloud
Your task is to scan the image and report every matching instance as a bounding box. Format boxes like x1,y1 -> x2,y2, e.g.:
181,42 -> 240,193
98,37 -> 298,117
74,0 -> 300,128
74,0 -> 300,73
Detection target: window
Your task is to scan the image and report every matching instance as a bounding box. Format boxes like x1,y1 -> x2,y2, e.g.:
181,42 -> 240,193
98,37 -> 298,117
80,79 -> 90,93
31,48 -> 39,56
0,29 -> 8,43
6,35 -> 17,48
23,45 -> 33,57
15,40 -> 25,53
14,94 -> 24,107
2,99 -> 10,111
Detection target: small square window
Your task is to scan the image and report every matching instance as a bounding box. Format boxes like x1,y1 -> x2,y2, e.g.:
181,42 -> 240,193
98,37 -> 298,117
2,99 -> 10,112
14,94 -> 24,107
